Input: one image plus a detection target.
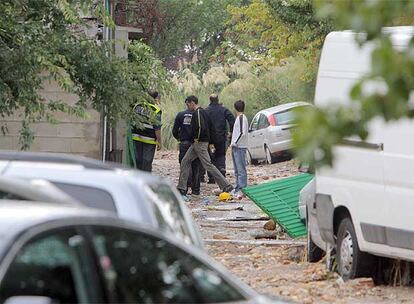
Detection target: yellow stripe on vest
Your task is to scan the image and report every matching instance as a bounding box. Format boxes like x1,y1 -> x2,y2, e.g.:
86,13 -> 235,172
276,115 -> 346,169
132,134 -> 157,145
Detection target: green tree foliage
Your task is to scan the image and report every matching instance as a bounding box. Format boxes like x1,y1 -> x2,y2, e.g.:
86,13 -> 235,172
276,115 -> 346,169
265,0 -> 331,35
294,0 -> 414,166
147,0 -> 242,67
215,0 -> 330,81
0,0 -> 166,149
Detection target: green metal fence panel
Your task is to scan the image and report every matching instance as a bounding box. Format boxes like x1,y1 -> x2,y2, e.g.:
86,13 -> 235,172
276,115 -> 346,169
242,173 -> 314,238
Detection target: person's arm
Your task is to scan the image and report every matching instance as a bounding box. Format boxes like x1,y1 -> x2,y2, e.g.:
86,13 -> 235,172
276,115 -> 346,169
155,129 -> 161,149
234,115 -> 245,146
242,115 -> 249,135
190,109 -> 198,142
225,108 -> 236,132
172,113 -> 181,140
154,110 -> 162,150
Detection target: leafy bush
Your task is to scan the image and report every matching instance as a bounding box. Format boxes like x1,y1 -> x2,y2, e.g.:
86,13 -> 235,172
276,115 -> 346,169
161,59 -> 315,149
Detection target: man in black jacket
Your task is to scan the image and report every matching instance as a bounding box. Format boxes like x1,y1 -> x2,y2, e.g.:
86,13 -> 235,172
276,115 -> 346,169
172,102 -> 201,195
205,94 -> 235,183
177,95 -> 233,197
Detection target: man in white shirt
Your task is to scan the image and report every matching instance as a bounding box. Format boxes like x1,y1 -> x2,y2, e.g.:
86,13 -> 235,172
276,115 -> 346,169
230,100 -> 249,198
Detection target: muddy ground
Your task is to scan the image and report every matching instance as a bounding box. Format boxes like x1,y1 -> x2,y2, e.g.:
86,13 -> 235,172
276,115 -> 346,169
153,150 -> 414,303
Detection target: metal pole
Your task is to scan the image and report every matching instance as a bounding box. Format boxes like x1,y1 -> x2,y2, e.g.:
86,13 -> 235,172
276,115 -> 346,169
101,0 -> 111,162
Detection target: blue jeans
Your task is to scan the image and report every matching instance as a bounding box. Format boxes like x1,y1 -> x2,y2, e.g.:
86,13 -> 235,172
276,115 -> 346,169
232,146 -> 247,192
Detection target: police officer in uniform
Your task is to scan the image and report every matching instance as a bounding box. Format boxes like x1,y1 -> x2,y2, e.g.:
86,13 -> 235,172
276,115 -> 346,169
131,91 -> 161,172
172,101 -> 201,195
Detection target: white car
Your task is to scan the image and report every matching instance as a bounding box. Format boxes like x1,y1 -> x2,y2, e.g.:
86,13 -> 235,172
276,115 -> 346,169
0,151 -> 203,249
247,102 -> 311,164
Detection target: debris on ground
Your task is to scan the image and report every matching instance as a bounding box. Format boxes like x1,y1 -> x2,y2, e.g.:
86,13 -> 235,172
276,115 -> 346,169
242,173 -> 313,238
263,219 -> 276,230
153,151 -> 414,304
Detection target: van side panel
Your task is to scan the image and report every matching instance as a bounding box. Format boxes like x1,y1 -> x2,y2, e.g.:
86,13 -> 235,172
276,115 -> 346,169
315,33 -> 386,254
315,30 -> 414,261
382,119 -> 414,243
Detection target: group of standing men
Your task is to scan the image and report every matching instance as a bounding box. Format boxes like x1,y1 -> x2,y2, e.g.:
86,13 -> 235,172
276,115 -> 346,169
131,91 -> 249,199
173,94 -> 249,199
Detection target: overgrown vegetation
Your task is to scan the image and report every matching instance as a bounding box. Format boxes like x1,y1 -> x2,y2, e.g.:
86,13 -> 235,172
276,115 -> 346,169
162,57 -> 313,149
0,0 -> 167,149
161,0 -> 325,149
5,0 -> 412,160
293,0 -> 414,167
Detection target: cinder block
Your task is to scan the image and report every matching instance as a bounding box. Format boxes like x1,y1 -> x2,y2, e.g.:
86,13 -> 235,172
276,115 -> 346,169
70,138 -> 101,154
56,123 -> 85,138
39,75 -> 65,94
0,121 -> 23,136
82,123 -> 100,139
50,109 -> 101,123
39,91 -> 79,106
82,151 -> 102,160
3,109 -> 24,122
0,136 -> 18,150
54,122 -> 100,139
30,137 -> 72,153
32,122 -> 59,137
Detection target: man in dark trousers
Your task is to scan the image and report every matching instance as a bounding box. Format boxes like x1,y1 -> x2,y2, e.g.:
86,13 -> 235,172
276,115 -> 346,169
177,95 -> 233,198
205,94 -> 235,183
131,91 -> 161,172
172,100 -> 201,195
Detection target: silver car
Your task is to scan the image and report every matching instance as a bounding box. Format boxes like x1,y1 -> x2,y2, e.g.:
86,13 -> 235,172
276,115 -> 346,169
0,202 -> 283,304
0,151 -> 203,249
247,102 -> 310,164
0,176 -> 79,205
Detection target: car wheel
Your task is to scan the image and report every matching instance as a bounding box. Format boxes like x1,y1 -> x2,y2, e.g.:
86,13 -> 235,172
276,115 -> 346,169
246,150 -> 258,165
307,222 -> 324,262
336,217 -> 374,280
265,146 -> 274,164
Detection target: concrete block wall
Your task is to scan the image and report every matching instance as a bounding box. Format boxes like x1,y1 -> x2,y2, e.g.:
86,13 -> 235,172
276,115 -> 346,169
0,76 -> 102,159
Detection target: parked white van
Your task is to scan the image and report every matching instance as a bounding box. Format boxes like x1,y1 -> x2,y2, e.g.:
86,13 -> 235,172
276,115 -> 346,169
306,27 -> 414,280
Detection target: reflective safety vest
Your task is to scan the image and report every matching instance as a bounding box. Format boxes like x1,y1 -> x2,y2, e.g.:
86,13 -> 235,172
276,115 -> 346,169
132,101 -> 162,145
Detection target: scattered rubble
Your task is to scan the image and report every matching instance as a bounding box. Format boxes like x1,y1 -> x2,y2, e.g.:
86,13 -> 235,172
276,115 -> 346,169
154,150 -> 414,303
263,219 -> 276,230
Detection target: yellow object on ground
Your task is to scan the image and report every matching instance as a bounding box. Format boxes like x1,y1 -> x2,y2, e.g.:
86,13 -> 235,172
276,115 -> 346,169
219,192 -> 232,201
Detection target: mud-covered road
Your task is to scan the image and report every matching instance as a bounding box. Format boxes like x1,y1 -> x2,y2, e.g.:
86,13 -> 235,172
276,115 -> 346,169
154,151 -> 414,303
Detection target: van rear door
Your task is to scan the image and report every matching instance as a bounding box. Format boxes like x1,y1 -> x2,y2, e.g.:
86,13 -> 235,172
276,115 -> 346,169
381,119 -> 414,254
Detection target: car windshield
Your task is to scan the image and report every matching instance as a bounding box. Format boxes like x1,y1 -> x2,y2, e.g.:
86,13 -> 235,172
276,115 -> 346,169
144,184 -> 194,246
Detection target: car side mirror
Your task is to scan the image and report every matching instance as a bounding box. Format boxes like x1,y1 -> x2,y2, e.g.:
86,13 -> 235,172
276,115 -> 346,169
5,296 -> 54,304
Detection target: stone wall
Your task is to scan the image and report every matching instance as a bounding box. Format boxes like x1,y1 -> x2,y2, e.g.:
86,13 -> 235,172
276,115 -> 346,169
0,76 -> 102,159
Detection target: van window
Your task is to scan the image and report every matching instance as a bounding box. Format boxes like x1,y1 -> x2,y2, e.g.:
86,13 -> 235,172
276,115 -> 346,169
53,182 -> 117,213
